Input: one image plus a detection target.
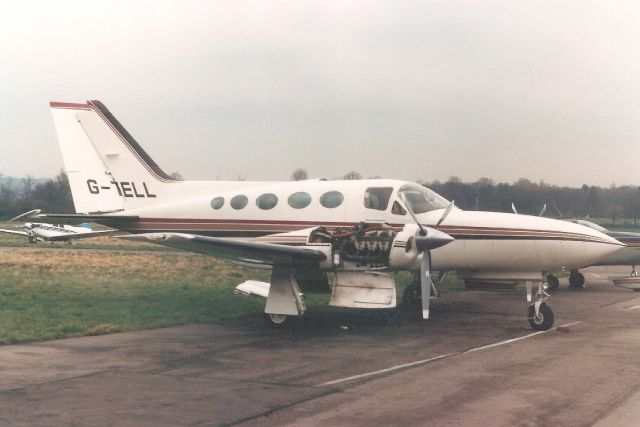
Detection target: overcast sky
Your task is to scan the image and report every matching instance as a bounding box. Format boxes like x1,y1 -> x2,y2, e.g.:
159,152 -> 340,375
0,1 -> 638,187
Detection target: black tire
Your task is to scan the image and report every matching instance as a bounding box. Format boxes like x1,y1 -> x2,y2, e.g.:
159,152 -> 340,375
569,272 -> 586,289
528,302 -> 555,331
546,274 -> 560,291
264,313 -> 291,328
633,288 -> 640,293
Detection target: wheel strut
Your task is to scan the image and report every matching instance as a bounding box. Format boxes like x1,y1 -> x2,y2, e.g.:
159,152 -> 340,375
525,280 -> 554,331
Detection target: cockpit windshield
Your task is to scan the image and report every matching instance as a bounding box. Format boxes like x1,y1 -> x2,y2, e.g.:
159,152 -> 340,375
398,184 -> 450,214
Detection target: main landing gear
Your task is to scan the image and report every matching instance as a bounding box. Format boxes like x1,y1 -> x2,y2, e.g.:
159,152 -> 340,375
568,270 -> 585,289
546,274 -> 560,291
264,313 -> 292,328
402,271 -> 446,316
526,281 -> 555,331
546,269 -> 586,291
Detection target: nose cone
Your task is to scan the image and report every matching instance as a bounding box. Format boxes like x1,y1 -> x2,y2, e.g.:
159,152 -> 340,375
566,222 -> 625,265
415,227 -> 454,251
508,213 -> 625,268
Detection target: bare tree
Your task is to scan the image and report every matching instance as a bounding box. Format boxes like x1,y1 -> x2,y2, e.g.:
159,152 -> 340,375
605,204 -> 624,225
291,168 -> 308,181
343,171 -> 362,180
21,175 -> 33,205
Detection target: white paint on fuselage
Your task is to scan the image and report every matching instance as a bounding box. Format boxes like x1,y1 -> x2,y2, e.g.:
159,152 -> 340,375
114,179 -> 622,274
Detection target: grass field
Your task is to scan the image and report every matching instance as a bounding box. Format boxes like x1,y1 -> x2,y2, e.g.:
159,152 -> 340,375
0,230 -> 463,344
0,246 -> 274,344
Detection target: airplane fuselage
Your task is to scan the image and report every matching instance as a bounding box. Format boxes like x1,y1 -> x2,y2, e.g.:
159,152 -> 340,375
83,179 -> 622,278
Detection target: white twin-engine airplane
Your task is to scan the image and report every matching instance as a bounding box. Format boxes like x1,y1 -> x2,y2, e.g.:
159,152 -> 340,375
42,100 -> 624,330
0,209 -> 115,243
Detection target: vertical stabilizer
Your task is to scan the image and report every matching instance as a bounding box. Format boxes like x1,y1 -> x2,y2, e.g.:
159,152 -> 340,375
50,101 -> 176,214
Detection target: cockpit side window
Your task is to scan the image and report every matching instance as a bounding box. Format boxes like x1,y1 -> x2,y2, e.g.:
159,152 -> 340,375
364,187 -> 393,211
391,201 -> 407,215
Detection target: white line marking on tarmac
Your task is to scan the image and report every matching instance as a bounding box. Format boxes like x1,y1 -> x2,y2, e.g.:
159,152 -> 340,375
624,305 -> 640,310
318,321 -> 583,387
319,353 -> 456,386
464,331 -> 546,353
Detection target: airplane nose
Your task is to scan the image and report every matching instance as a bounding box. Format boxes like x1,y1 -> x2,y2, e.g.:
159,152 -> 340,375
576,227 -> 625,266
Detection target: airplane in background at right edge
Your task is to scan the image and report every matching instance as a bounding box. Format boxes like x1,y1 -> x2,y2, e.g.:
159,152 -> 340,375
545,219 -> 640,292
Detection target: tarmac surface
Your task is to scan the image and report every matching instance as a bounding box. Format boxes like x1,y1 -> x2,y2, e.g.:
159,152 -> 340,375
1,266 -> 640,426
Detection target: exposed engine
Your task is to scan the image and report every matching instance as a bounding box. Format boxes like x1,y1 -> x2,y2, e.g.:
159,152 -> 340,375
310,222 -> 397,265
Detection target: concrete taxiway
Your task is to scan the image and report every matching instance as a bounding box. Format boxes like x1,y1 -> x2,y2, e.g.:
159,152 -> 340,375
1,267 -> 640,426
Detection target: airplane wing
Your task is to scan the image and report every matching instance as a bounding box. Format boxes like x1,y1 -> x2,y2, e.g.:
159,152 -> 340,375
119,232 -> 327,266
46,230 -> 120,242
0,229 -> 29,237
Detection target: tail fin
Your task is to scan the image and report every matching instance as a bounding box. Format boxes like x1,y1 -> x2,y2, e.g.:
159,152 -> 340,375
50,100 -> 177,213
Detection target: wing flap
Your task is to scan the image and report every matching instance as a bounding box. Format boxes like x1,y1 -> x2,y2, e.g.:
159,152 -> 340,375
120,232 -> 327,266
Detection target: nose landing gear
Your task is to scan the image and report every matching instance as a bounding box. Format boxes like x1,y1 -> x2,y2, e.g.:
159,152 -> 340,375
526,281 -> 555,331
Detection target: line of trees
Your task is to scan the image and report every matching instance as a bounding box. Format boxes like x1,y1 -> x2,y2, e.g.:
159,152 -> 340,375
426,177 -> 640,225
1,171 -> 638,226
0,171 -> 73,219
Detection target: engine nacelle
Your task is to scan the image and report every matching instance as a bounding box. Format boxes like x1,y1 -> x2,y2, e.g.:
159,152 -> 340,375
388,224 -> 422,271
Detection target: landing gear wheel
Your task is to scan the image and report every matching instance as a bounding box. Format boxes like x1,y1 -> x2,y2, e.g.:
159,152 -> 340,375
528,302 -> 555,331
633,289 -> 640,293
264,313 -> 290,328
569,272 -> 585,289
402,283 -> 420,310
546,274 -> 560,291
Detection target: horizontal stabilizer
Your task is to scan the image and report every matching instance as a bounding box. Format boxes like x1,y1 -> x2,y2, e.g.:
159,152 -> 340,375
47,229 -> 120,242
37,213 -> 139,225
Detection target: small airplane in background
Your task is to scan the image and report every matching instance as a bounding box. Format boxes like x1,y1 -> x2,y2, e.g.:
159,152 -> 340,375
0,209 -> 116,243
37,100 -> 625,331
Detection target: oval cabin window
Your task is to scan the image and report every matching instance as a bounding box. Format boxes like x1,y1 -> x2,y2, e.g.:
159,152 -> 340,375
210,197 -> 224,210
320,191 -> 344,209
287,192 -> 312,209
230,195 -> 248,210
256,193 -> 278,210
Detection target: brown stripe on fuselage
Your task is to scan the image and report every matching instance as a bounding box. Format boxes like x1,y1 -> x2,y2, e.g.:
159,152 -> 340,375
50,101 -> 91,110
89,217 -> 618,245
